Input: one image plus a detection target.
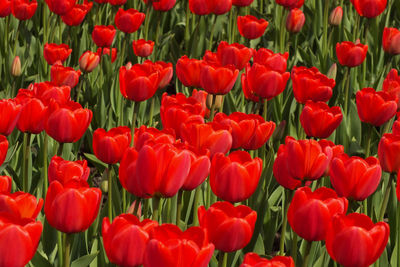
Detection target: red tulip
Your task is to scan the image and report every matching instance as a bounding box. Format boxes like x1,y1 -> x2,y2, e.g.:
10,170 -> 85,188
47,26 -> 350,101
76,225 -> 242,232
180,145 -> 210,191
134,125 -> 175,151
48,155 -> 90,184
50,64 -> 81,88
98,47 -> 118,63
43,43 -> 72,65
329,6 -> 343,26
102,214 -> 158,267
189,0 -> 212,15
198,201 -> 257,252
326,213 -> 389,267
152,0 -> 176,11
0,176 -> 11,194
45,100 -> 92,143
0,0 -> 11,17
350,0 -> 386,18
286,8 -> 305,33
32,82 -> 71,105
181,122 -> 232,158
356,87 -> 397,126
382,27 -> 400,55
211,0 -> 232,14
291,66 -> 336,104
132,39 -> 154,58
176,56 -> 203,88
115,8 -> 145,34
144,224 -> 214,267
273,142 -> 303,190
0,192 -> 43,221
253,48 -> 289,73
140,60 -> 173,89
0,216 -> 42,267
240,253 -> 295,267
108,0 -> 126,5
300,101 -> 343,138
0,136 -> 8,167
0,99 -> 21,136
378,133 -> 400,173
288,186 -> 348,241
45,0 -> 75,15
61,1 -> 92,26
318,139 -> 344,176
275,0 -> 304,9
200,62 -> 239,95
213,112 -> 275,150
93,126 -> 131,165
92,25 -> 116,47
330,154 -> 382,201
11,0 -> 37,20
216,41 -> 253,70
119,63 -> 160,102
232,0 -> 253,7
336,41 -> 368,67
383,69 -> 400,108
79,50 -> 100,73
210,151 -> 262,202
45,179 -> 101,233
15,95 -> 47,134
237,15 -> 268,40
242,63 -> 290,101
119,143 -> 191,198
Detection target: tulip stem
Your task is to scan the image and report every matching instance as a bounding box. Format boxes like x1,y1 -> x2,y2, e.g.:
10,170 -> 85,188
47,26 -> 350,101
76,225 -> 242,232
364,124 -> 373,157
176,190 -> 183,228
279,189 -> 293,255
76,75 -> 85,103
291,231 -> 298,264
131,102 -> 140,147
378,173 -> 396,222
209,95 -> 216,122
322,0 -> 330,71
148,97 -> 155,127
152,196 -> 160,222
107,165 -> 113,220
218,251 -> 227,267
302,240 -> 312,267
63,234 -> 72,267
208,15 -> 216,50
279,7 -> 287,53
22,133 -> 31,192
143,4 -> 152,41
343,67 -> 350,116
43,133 -> 48,196
133,198 -> 141,216
185,1 -> 191,55
58,231 -> 63,266
57,142 -> 64,157
192,187 -> 200,226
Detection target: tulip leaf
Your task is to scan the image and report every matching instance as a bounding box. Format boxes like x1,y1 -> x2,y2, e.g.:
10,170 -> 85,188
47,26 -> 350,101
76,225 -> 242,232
71,252 -> 99,267
30,251 -> 53,267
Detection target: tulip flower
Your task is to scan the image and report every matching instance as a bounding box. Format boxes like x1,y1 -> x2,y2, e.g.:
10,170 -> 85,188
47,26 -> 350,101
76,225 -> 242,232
176,56 -> 203,88
242,63 -> 290,102
140,60 -> 173,89
0,136 -> 8,167
132,39 -> 154,58
32,82 -> 71,105
329,6 -> 343,26
0,0 -> 11,17
43,43 -> 72,65
93,126 -> 131,164
45,0 -> 75,15
79,50 -> 100,73
200,62 -> 239,95
0,192 -> 43,221
329,154 -> 382,201
253,48 -> 289,73
383,69 -> 400,108
92,25 -> 116,47
356,87 -> 397,126
45,100 -> 92,143
152,0 -> 176,11
216,41 -> 253,70
119,143 -> 191,198
233,0 -> 253,6
115,8 -> 145,34
180,145 -> 210,191
45,179 -> 101,233
14,95 -> 47,134
350,0 -> 387,18
288,186 -> 348,241
108,0 -> 126,5
240,253 -> 295,267
61,1 -> 92,26
291,66 -> 336,104
0,176 -> 11,194
97,47 -> 118,63
50,64 -> 81,88
102,214 -> 158,267
0,99 -> 21,136
286,8 -> 305,33
210,151 -> 262,202
189,0 -> 212,15
211,0 -> 232,14
382,27 -> 400,55
134,125 -> 175,151
326,213 -> 389,267
378,133 -> 400,173
275,0 -> 304,9
11,56 -> 21,77
237,15 -> 269,40
318,139 -> 344,176
198,201 -> 257,252
336,41 -> 368,67
48,156 -> 90,184
300,101 -> 343,138
11,0 -> 37,20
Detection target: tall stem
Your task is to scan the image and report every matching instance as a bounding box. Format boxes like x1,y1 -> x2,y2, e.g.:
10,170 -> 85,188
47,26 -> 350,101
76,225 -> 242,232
176,190 -> 183,228
143,4 -> 152,40
23,133 -> 31,192
291,232 -> 298,264
43,134 -> 48,196
343,67 -> 350,116
208,15 -> 216,50
107,165 -> 113,220
279,7 -> 287,53
378,173 -> 396,222
148,97 -> 155,126
279,189 -> 293,255
57,142 -> 64,157
192,187 -> 200,226
63,234 -> 72,267
130,102 -> 140,147
218,251 -> 227,267
322,0 -> 330,71
302,240 -> 312,267
209,95 -> 216,122
152,197 -> 160,221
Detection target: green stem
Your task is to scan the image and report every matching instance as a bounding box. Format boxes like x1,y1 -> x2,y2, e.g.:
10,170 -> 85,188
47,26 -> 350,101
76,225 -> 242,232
107,165 -> 113,220
131,102 -> 140,147
193,187 -> 200,226
322,0 -> 330,71
153,14 -> 162,61
122,188 -> 127,213
57,142 -> 64,157
279,7 -> 287,53
185,1 -> 191,55
228,9 -> 233,43
143,4 -> 152,40
378,173 -> 396,222
14,23 -> 20,57
218,251 -> 227,267
302,240 -> 312,267
209,95 -> 216,122
76,75 -> 84,103
176,190 -> 183,228
343,67 -> 350,116
208,15 -> 216,50
63,234 -> 72,267
23,133 -> 31,192
291,232 -> 298,265
152,196 -> 160,221
58,231 -> 63,267
43,133 -> 48,196
279,189 -> 293,255
365,124 -> 373,157
148,97 -> 155,126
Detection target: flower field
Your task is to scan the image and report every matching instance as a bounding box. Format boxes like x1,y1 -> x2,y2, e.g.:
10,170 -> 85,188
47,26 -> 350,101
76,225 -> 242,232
0,0 -> 399,266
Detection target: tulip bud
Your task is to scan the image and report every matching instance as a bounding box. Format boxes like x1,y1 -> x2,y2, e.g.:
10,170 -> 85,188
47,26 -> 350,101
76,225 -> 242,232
327,63 -> 337,80
329,6 -> 343,26
125,62 -> 132,70
101,180 -> 108,193
79,51 -> 100,73
286,8 -> 305,33
11,56 -> 21,77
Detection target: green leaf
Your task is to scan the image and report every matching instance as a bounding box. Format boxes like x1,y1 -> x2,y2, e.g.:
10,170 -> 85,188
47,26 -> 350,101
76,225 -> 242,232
71,252 -> 99,267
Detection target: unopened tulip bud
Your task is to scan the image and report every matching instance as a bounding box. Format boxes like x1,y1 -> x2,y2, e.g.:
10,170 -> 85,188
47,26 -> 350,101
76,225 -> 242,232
286,8 -> 305,33
79,51 -> 100,73
327,63 -> 337,80
11,56 -> 21,77
329,6 -> 343,26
